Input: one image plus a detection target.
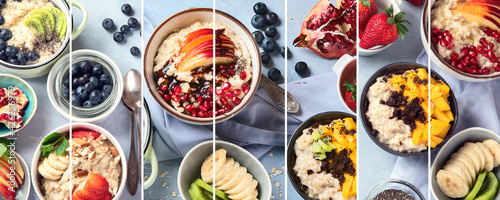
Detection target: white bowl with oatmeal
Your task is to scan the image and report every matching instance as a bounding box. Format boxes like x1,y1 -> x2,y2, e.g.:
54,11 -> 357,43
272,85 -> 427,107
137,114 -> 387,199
144,8 -> 261,125
31,123 -> 126,200
0,0 -> 87,78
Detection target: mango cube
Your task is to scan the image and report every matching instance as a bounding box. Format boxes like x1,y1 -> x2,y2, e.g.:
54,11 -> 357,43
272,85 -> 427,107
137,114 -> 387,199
432,97 -> 451,111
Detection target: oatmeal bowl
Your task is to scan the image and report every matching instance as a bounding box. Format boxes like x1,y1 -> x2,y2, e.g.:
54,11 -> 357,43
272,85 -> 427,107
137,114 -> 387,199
423,0 -> 500,81
31,123 -> 127,200
360,62 -> 458,157
0,0 -> 87,78
287,111 -> 357,200
144,8 -> 261,125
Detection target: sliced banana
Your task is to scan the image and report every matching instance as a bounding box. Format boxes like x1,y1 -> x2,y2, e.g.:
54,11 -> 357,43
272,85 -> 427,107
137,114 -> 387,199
37,162 -> 60,180
229,179 -> 258,200
450,153 -> 477,176
443,163 -> 471,187
215,161 -> 240,187
477,142 -> 495,171
58,154 -> 69,165
241,189 -> 259,200
226,173 -> 253,195
466,143 -> 486,171
214,158 -> 234,183
436,169 -> 469,198
483,139 -> 500,167
42,158 -> 64,177
48,151 -> 69,171
458,144 -> 482,173
448,156 -> 475,184
201,149 -> 227,184
219,166 -> 247,191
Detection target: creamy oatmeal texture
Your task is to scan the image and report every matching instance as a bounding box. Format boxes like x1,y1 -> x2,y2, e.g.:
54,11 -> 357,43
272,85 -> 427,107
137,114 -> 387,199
366,75 -> 427,152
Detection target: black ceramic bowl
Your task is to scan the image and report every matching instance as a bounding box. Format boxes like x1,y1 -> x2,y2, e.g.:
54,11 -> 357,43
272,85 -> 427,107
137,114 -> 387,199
287,111 -> 356,200
360,62 -> 458,157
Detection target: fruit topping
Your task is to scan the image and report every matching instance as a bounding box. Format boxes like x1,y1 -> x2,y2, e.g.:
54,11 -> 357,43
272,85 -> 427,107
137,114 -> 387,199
453,0 -> 500,32
360,5 -> 410,49
358,0 -> 377,38
73,173 -> 112,200
343,81 -> 356,112
0,86 -> 29,129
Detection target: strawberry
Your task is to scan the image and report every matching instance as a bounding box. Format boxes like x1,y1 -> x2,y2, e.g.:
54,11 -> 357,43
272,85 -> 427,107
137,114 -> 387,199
74,173 -> 112,200
406,0 -> 423,6
360,5 -> 410,49
359,0 -> 377,38
343,81 -> 356,112
72,130 -> 101,140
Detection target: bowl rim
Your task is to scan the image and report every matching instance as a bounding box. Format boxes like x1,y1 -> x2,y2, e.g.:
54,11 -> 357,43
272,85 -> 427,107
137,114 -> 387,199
0,0 -> 71,70
14,152 -> 31,200
423,0 -> 500,80
359,62 -> 458,157
364,179 -> 425,200
0,73 -> 38,136
143,7 -> 262,125
177,140 -> 272,200
30,123 -> 127,200
286,111 -> 357,200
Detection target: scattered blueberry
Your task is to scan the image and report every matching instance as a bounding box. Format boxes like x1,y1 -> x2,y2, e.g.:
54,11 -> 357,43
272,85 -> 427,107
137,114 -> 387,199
252,31 -> 264,44
120,25 -> 131,34
71,64 -> 81,76
130,46 -> 140,57
261,37 -> 277,52
76,86 -> 88,100
0,16 -> 4,26
77,76 -> 89,86
102,18 -> 114,30
62,88 -> 69,99
100,73 -> 111,84
84,82 -> 94,92
5,46 -> 17,58
113,32 -> 124,43
261,52 -> 271,64
27,51 -> 38,61
8,58 -> 19,65
280,46 -> 289,57
0,39 -> 5,51
295,61 -> 309,75
251,14 -> 266,29
92,64 -> 104,76
0,0 -> 5,7
71,94 -> 82,106
128,17 -> 140,29
89,90 -> 101,104
265,12 -> 278,25
121,4 -> 133,16
16,52 -> 28,65
265,25 -> 277,37
63,78 -> 69,88
267,68 -> 281,81
0,29 -> 12,41
102,84 -> 113,94
80,60 -> 92,73
83,100 -> 94,108
253,2 -> 268,14
89,76 -> 101,88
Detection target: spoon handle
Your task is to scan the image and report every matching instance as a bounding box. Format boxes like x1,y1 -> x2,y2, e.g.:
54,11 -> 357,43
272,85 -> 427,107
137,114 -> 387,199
260,74 -> 300,113
126,111 -> 139,195
134,109 -> 142,188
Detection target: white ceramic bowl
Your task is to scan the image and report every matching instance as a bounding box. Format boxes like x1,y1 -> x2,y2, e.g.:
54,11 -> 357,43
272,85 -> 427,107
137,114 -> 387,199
178,140 -> 272,200
31,123 -> 127,200
431,127 -> 500,200
144,8 -> 262,125
332,55 -> 356,114
359,0 -> 402,56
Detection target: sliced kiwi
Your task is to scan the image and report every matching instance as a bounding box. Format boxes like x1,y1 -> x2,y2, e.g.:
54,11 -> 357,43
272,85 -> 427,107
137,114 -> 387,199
464,171 -> 487,200
22,17 -> 46,43
45,6 -> 66,39
28,8 -> 55,40
474,171 -> 499,200
189,182 -> 210,200
194,179 -> 228,200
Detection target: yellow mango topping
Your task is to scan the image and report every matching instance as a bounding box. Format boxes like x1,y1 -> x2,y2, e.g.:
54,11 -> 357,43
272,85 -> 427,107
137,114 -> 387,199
342,174 -> 354,199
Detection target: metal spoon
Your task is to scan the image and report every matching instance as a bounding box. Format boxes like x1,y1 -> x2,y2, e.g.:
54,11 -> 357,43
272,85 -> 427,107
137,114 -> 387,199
121,69 -> 143,195
260,74 -> 300,113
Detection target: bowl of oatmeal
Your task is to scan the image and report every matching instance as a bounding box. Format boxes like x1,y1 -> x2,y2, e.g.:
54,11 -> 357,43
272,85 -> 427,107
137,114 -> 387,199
0,0 -> 87,78
360,62 -> 458,156
143,8 -> 261,125
31,123 -> 126,200
423,0 -> 500,81
287,111 -> 357,200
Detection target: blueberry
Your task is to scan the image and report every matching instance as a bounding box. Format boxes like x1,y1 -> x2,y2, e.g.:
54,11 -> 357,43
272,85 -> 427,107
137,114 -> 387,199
92,64 -> 104,76
89,76 -> 101,88
63,78 -> 69,88
261,52 -> 271,64
71,64 -> 81,76
0,29 -> 12,41
130,46 -> 140,57
280,46 -> 289,57
100,73 -> 111,84
295,61 -> 309,75
101,91 -> 110,102
0,39 -> 5,51
102,84 -> 113,94
72,78 -> 79,88
0,51 -> 5,61
128,17 -> 140,29
89,90 -> 101,105
0,16 -> 4,26
0,0 -> 5,7
251,14 -> 266,29
76,86 -> 88,100
121,4 -> 133,15
83,100 -> 94,108
84,82 -> 94,92
8,58 -> 19,65
62,88 -> 69,99
253,2 -> 268,14
113,32 -> 124,43
267,68 -> 281,81
261,37 -> 277,52
77,76 -> 88,86
265,25 -> 277,37
265,12 -> 279,25
5,46 -> 17,58
71,94 -> 82,106
252,31 -> 264,44
27,51 -> 38,61
16,52 -> 28,64
80,60 -> 92,73
120,25 -> 131,34
102,18 -> 114,30
83,73 -> 91,79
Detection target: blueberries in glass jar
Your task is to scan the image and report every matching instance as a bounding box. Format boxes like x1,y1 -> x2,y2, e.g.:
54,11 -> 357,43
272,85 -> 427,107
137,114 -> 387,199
5,46 -> 17,58
71,64 -> 81,76
63,78 -> 69,88
82,73 -> 91,79
83,100 -> 94,108
62,88 -> 69,99
89,76 -> 101,88
128,17 -> 140,29
84,82 -> 94,92
100,73 -> 111,84
102,18 -> 114,30
102,84 -> 113,94
27,51 -> 38,61
8,58 -> 19,65
0,16 -> 4,26
80,60 -> 92,73
72,78 -> 79,88
89,90 -> 101,105
0,39 -> 5,51
76,86 -> 88,100
77,76 -> 89,86
120,25 -> 131,34
92,64 -> 104,76
71,94 -> 82,106
0,29 -> 12,41
0,52 -> 5,61
121,4 -> 133,16
16,52 -> 28,65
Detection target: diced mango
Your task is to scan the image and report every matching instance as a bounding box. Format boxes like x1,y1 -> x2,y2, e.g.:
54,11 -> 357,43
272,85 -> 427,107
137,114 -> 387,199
432,97 -> 451,111
430,135 -> 443,148
418,84 -> 428,92
390,75 -> 405,84
406,76 -> 420,94
420,126 -> 429,144
436,82 -> 450,95
320,126 -> 332,136
431,119 -> 451,136
349,175 -> 357,196
412,122 -> 424,145
437,124 -> 451,138
430,77 -> 436,84
342,174 -> 354,199
445,111 -> 454,121
344,118 -> 356,131
416,68 -> 428,80
432,109 -> 452,123
431,86 -> 442,99
404,90 -> 419,101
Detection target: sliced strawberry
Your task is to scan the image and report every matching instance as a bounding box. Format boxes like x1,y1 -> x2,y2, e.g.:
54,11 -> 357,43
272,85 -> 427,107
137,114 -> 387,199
71,194 -> 84,200
406,0 -> 423,6
72,130 -> 101,140
83,173 -> 110,195
343,81 -> 357,112
74,189 -> 100,200
101,192 -> 113,200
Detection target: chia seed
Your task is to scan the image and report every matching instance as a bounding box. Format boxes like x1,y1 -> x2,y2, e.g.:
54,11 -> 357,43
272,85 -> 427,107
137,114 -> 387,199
372,189 -> 414,200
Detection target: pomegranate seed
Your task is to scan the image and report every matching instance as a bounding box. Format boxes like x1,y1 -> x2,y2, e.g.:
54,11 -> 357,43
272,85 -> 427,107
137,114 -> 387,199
484,27 -> 492,36
432,28 -> 441,35
171,94 -> 179,102
494,63 -> 500,72
215,87 -> 225,95
180,94 -> 188,102
232,97 -> 241,105
225,92 -> 233,100
16,117 -> 22,122
450,53 -> 459,60
228,69 -> 235,76
208,87 -> 213,94
174,85 -> 182,95
224,104 -> 232,112
483,67 -> 491,74
200,104 -> 208,112
13,90 -> 19,96
461,47 -> 469,56
218,109 -> 225,114
222,82 -> 231,90
493,31 -> 500,39
471,58 -> 478,65
208,110 -> 214,117
438,33 -> 443,40
159,84 -> 168,92
464,56 -> 471,65
468,68 -> 476,74
488,43 -> 495,52
233,89 -> 241,96
457,63 -> 464,71
162,94 -> 170,102
440,39 -> 447,47
191,111 -> 197,117
451,60 -> 458,67
240,71 -> 247,80
185,104 -> 195,112
497,38 -> 500,43
480,37 -> 487,47
469,51 -> 477,57
229,63 -> 235,69
446,43 -> 454,50
220,97 -> 228,105
18,110 -> 24,116
220,65 -> 226,70
242,84 -> 250,94
443,30 -> 450,36
445,35 -> 453,42
432,37 -> 439,45
476,69 -> 483,75
489,52 -> 497,60
198,111 -> 207,118
197,95 -> 202,103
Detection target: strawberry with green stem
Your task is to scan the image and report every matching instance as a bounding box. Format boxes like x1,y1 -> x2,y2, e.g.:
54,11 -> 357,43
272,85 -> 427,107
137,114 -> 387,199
343,81 -> 356,112
359,0 -> 377,38
360,5 -> 411,49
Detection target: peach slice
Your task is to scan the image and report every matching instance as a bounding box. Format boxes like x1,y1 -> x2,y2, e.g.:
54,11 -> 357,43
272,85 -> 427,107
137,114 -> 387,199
180,28 -> 235,53
177,49 -> 236,73
453,0 -> 500,31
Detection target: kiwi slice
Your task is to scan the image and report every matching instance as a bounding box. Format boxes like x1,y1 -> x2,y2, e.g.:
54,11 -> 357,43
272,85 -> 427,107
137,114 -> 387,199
474,171 -> 499,200
22,17 -> 46,43
29,8 -> 55,40
194,178 -> 228,200
45,6 -> 67,39
189,182 -> 210,200
464,171 -> 487,200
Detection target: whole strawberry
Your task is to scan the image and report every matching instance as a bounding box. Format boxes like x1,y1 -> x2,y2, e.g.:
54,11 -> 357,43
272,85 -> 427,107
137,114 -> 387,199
360,5 -> 410,49
406,0 -> 423,6
359,0 -> 378,38
343,81 -> 356,112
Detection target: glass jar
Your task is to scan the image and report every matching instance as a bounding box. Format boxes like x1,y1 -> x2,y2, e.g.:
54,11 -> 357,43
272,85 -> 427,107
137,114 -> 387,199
365,179 -> 425,200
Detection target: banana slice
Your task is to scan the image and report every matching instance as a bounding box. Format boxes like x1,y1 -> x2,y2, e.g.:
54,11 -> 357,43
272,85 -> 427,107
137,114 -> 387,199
201,149 -> 227,184
58,154 -> 69,165
448,155 -> 475,184
466,143 -> 486,171
443,163 -> 471,187
214,158 -> 234,183
38,162 -> 60,180
226,173 -> 253,195
215,161 -> 240,187
228,179 -> 258,200
42,158 -> 64,177
219,166 -> 247,191
241,189 -> 259,200
450,153 -> 477,176
436,169 -> 470,198
483,139 -> 500,167
48,151 -> 69,171
458,144 -> 482,172
477,142 -> 495,171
